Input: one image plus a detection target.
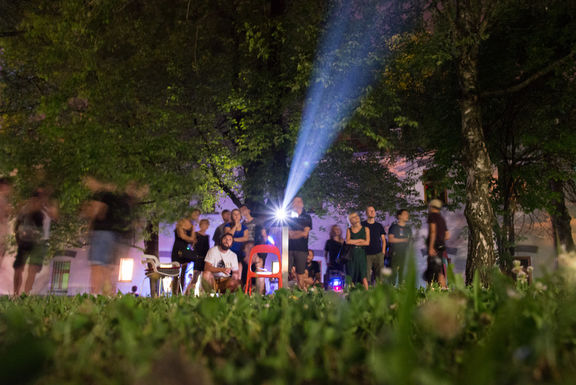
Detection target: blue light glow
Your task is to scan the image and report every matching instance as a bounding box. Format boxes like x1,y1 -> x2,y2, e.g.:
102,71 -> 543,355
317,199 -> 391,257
283,0 -> 389,207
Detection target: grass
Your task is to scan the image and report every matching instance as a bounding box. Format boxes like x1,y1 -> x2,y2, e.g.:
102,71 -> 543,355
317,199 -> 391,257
1,266 -> 576,385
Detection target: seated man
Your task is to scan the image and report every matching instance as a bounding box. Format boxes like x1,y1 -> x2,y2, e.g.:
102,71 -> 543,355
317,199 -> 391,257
303,249 -> 321,290
202,233 -> 241,293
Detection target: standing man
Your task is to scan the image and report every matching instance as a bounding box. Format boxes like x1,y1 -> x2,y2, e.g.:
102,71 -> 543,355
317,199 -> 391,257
388,209 -> 412,285
212,209 -> 231,246
288,196 -> 312,290
425,199 -> 450,288
361,206 -> 386,285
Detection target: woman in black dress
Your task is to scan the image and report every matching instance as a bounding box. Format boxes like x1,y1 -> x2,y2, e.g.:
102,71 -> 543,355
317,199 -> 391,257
324,225 -> 344,271
185,219 -> 210,294
171,211 -> 199,294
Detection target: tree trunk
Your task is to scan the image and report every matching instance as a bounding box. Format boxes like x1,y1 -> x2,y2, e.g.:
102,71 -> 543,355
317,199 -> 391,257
549,178 -> 576,254
144,222 -> 159,256
457,38 -> 497,285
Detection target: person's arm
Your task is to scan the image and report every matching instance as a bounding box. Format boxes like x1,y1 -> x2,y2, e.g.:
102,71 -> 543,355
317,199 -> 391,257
204,261 -> 231,275
289,226 -> 310,239
381,230 -> 386,254
176,220 -> 196,244
356,227 -> 370,247
428,223 -> 437,256
44,199 -> 59,220
234,228 -> 249,243
231,258 -> 240,280
346,228 -> 354,244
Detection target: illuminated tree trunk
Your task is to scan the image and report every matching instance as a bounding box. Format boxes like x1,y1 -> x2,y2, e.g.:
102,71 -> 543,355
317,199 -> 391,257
456,5 -> 497,285
549,178 -> 575,254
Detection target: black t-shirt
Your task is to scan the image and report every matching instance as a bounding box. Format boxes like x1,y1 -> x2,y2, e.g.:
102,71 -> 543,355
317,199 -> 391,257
243,217 -> 265,245
427,212 -> 447,247
288,211 -> 312,252
16,210 -> 44,243
324,239 -> 343,265
388,223 -> 412,255
195,232 -> 210,258
92,192 -> 130,233
361,221 -> 386,255
305,260 -> 321,280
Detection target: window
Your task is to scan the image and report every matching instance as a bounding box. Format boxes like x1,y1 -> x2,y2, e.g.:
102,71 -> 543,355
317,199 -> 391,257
423,170 -> 448,204
118,258 -> 134,282
50,261 -> 71,294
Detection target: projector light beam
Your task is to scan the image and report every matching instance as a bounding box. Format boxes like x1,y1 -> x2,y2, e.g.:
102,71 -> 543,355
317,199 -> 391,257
283,0 -> 391,207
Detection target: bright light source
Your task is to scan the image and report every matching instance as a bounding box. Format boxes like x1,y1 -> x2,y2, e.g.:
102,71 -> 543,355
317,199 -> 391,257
275,207 -> 288,221
272,261 -> 280,274
118,258 -> 134,282
267,236 -> 275,245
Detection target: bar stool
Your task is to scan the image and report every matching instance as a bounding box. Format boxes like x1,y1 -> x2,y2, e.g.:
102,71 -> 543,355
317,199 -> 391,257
244,245 -> 282,295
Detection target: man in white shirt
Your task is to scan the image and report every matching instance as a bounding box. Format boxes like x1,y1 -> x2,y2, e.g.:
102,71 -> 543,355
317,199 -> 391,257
203,233 -> 241,293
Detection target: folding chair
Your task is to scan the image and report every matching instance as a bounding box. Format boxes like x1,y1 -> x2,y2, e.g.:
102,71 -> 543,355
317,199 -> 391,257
141,254 -> 180,297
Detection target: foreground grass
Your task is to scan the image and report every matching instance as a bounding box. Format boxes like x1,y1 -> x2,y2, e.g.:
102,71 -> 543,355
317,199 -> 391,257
1,270 -> 576,385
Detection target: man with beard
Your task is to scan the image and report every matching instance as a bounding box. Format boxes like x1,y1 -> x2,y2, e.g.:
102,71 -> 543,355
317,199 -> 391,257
202,233 -> 241,293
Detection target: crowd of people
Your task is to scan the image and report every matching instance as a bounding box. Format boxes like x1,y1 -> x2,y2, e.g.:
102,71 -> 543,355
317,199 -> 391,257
174,195 -> 451,295
0,174 -> 451,296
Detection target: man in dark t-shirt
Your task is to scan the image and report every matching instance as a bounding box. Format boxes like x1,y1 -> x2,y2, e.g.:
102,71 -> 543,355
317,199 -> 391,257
288,196 -> 312,289
388,209 -> 412,285
425,199 -> 450,288
361,206 -> 386,285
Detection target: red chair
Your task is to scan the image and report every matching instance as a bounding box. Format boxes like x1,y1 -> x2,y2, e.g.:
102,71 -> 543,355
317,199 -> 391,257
244,244 -> 283,295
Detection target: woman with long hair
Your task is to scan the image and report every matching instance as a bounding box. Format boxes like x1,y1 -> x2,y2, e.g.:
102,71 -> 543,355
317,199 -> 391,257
225,208 -> 249,281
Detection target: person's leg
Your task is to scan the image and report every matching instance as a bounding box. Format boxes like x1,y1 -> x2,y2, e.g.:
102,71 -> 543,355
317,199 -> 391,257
396,252 -> 407,285
365,254 -> 373,285
185,269 -> 202,295
13,244 -> 30,295
24,264 -> 42,294
373,252 -> 384,284
90,264 -> 105,295
201,270 -> 216,292
362,277 -> 369,290
102,264 -> 117,296
246,254 -> 266,294
13,266 -> 24,295
294,251 -> 308,290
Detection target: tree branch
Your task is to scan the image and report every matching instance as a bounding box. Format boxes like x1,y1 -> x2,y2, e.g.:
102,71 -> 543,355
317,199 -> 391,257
482,50 -> 576,97
209,164 -> 242,207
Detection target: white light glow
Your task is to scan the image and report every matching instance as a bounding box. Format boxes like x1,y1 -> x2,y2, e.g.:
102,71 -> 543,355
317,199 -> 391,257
118,258 -> 134,282
275,207 -> 288,221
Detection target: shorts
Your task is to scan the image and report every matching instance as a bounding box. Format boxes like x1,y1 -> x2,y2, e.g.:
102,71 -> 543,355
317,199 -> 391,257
13,241 -> 48,269
424,256 -> 443,283
89,230 -> 119,265
214,277 -> 239,293
289,250 -> 308,275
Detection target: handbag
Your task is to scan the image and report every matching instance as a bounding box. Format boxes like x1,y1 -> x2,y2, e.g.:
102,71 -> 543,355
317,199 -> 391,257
338,244 -> 353,262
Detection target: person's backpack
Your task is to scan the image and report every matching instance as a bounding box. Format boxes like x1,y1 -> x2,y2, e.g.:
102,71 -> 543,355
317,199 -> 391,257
16,212 -> 42,243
